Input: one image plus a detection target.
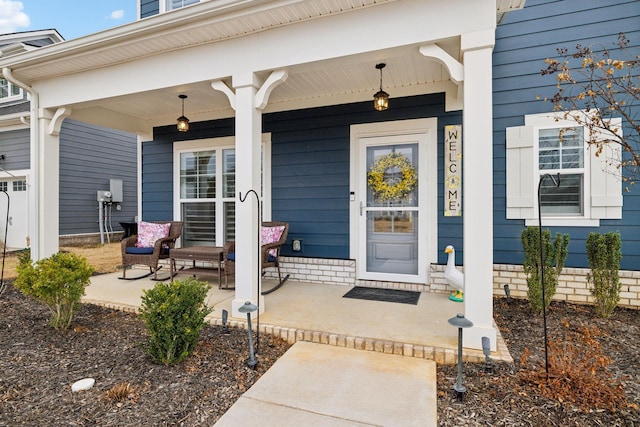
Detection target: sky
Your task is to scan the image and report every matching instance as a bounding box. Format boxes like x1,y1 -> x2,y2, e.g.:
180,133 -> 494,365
0,0 -> 136,41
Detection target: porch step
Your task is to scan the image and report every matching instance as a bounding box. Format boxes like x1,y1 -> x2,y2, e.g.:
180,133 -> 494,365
209,317 -> 514,365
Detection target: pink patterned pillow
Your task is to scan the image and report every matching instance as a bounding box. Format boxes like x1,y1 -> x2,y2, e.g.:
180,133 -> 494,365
136,221 -> 171,248
261,225 -> 285,257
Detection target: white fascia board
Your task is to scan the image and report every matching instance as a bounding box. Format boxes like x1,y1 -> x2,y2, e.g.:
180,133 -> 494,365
34,0 -> 495,110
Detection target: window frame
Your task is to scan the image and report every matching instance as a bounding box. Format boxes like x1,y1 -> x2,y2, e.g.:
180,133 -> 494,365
0,78 -> 23,103
173,135 -> 272,246
535,124 -> 589,219
506,110 -> 622,227
162,0 -> 199,13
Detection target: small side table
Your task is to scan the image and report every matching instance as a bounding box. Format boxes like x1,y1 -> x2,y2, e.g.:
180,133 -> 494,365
169,246 -> 232,289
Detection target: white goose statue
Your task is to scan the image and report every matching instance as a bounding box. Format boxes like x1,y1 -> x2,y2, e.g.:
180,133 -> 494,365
444,245 -> 464,302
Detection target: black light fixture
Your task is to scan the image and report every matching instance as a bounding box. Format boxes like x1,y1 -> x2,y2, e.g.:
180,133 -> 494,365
177,94 -> 189,132
448,313 -> 473,399
238,301 -> 258,369
373,63 -> 389,111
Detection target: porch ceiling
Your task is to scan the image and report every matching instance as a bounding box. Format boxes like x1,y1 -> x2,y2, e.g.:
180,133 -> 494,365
70,43 -> 460,129
0,0 -> 516,132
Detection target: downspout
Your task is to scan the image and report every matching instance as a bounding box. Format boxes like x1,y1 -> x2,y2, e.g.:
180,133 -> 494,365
2,67 -> 37,258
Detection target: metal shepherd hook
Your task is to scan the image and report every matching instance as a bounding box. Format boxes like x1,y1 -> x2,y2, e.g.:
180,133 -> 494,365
238,189 -> 261,352
537,172 -> 560,381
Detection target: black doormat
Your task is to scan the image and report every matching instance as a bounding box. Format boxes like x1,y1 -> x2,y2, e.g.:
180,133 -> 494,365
343,287 -> 420,305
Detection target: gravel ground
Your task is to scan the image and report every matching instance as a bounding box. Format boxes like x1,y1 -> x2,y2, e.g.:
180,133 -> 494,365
1,283 -> 638,426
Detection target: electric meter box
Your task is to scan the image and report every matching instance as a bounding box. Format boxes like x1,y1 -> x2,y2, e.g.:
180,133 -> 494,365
110,179 -> 123,203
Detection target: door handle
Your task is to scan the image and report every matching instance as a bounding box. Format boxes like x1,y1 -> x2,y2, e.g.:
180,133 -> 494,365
8,216 -> 11,226
359,202 -> 364,216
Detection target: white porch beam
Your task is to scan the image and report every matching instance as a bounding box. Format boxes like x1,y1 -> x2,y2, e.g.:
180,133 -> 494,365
230,72 -> 264,319
461,29 -> 497,351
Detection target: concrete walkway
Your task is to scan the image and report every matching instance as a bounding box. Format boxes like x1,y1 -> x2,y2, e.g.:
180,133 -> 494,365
214,341 -> 437,426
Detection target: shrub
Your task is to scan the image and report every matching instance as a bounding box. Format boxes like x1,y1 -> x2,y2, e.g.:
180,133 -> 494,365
586,231 -> 622,318
521,227 -> 569,314
14,250 -> 94,329
519,321 -> 627,413
139,277 -> 212,365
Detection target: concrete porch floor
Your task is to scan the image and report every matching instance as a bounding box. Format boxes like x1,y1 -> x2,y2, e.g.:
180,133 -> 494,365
85,269 -> 512,364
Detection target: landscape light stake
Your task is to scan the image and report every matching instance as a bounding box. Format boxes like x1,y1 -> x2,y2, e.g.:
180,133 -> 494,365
448,313 -> 473,399
503,284 -> 511,302
238,301 -> 258,369
482,337 -> 493,373
221,309 -> 230,335
537,173 -> 560,381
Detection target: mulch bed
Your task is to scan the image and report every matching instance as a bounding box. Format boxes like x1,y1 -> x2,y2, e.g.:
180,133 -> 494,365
0,284 -> 291,426
1,283 -> 639,426
437,298 -> 640,426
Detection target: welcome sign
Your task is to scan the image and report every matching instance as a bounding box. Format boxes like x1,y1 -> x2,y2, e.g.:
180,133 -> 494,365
444,125 -> 462,216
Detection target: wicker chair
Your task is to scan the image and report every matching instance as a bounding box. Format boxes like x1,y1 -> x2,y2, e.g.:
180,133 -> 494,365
120,221 -> 183,280
223,221 -> 289,293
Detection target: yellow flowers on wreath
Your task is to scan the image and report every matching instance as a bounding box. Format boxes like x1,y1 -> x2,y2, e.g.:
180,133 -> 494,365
367,152 -> 417,202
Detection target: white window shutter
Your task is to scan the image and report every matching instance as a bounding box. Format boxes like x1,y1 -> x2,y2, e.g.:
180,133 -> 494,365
506,125 -> 535,219
590,118 -> 623,219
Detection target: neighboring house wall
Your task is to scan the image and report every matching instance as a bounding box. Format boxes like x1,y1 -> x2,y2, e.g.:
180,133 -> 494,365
59,119 -> 138,236
492,0 -> 640,271
0,129 -> 29,169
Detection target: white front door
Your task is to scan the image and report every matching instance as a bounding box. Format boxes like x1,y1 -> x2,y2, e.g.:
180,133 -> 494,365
350,119 -> 437,284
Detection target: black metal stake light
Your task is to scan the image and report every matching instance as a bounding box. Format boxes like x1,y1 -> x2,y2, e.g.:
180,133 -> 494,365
238,301 -> 258,369
448,313 -> 473,399
482,337 -> 493,373
221,309 -> 230,335
503,284 -> 511,301
537,172 -> 560,381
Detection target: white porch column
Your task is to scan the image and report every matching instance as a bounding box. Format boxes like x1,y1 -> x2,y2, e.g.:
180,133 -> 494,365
461,30 -> 497,351
32,107 -> 63,259
231,73 -> 264,318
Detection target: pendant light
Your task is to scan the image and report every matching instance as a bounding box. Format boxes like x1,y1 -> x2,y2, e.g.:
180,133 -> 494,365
177,94 -> 190,132
373,63 -> 389,111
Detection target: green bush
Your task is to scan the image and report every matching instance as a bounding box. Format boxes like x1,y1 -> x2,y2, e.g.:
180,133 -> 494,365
586,231 -> 622,318
14,250 -> 94,329
139,277 -> 212,365
521,227 -> 569,314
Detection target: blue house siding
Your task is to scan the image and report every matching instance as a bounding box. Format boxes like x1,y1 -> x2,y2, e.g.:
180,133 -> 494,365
143,94 -> 462,260
59,119 -> 138,235
493,0 -> 640,270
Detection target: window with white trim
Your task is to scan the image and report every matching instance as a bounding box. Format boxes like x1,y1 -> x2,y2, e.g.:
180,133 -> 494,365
173,136 -> 271,247
13,180 -> 27,191
506,111 -> 622,226
0,78 -> 22,102
166,0 -> 199,11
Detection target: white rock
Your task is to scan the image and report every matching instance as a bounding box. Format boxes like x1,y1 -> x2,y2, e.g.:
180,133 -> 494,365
71,378 -> 95,392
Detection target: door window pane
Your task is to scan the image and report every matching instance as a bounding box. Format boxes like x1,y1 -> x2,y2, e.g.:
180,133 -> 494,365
367,145 -> 418,207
